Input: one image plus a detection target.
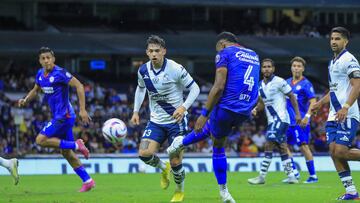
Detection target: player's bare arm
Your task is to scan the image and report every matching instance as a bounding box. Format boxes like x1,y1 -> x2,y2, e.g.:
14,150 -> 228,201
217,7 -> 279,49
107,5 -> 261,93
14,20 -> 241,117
252,96 -> 265,117
311,92 -> 330,115
68,76 -> 90,125
287,92 -> 301,124
300,98 -> 316,127
131,85 -> 146,125
336,76 -> 360,122
195,67 -> 227,133
173,80 -> 200,123
18,84 -> 41,107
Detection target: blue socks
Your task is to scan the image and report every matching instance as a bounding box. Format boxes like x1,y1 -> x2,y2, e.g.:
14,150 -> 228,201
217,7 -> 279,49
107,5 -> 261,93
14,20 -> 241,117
213,147 -> 227,185
74,165 -> 91,182
306,160 -> 316,176
183,121 -> 210,146
59,140 -> 76,150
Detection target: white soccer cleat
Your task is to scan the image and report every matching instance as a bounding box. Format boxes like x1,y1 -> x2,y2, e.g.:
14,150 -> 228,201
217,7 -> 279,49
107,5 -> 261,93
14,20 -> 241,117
8,158 -> 19,185
247,176 -> 265,185
282,176 -> 300,184
167,136 -> 184,155
286,176 -> 299,184
220,191 -> 236,203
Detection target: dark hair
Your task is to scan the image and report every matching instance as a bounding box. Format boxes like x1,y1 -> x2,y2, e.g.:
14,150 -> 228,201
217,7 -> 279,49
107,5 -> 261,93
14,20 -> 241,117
262,58 -> 275,67
146,35 -> 166,48
217,31 -> 238,43
290,56 -> 306,67
331,27 -> 350,40
38,47 -> 54,56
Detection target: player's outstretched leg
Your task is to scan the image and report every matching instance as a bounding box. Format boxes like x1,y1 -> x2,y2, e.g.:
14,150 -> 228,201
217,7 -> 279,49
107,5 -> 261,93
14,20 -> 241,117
248,151 -> 272,185
213,147 -> 235,203
167,121 -> 211,155
61,150 -> 95,192
139,154 -> 170,189
170,163 -> 185,202
0,157 -> 19,185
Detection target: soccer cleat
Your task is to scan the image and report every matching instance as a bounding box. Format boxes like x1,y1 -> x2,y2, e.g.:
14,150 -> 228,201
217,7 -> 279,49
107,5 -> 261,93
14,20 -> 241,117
160,162 -> 171,190
248,176 -> 265,185
337,193 -> 360,200
170,191 -> 185,202
220,191 -> 236,203
287,176 -> 299,184
303,176 -> 318,184
76,139 -> 90,159
282,176 -> 300,183
8,158 -> 19,185
167,136 -> 184,155
79,179 -> 95,192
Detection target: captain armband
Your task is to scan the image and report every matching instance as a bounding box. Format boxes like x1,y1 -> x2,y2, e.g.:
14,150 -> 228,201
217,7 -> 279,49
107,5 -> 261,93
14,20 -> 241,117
349,70 -> 360,79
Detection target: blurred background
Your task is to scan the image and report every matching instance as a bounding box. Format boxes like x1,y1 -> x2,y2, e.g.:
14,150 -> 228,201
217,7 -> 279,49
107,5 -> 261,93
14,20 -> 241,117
0,0 -> 360,160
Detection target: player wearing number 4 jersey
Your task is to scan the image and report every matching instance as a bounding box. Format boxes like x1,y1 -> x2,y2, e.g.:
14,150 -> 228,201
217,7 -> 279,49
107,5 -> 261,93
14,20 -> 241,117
312,27 -> 360,200
168,32 -> 260,203
131,35 -> 200,202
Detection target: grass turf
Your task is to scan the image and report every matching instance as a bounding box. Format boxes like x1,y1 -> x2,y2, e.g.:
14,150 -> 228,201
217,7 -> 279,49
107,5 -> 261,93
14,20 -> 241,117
0,171 -> 358,203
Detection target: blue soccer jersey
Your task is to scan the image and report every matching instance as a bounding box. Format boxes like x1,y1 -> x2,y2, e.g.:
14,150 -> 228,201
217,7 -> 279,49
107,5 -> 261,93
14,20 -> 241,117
35,66 -> 76,119
286,77 -> 315,126
215,45 -> 260,115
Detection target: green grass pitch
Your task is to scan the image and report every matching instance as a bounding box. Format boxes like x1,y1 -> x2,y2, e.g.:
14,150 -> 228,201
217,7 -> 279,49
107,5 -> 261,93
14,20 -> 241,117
0,172 -> 359,203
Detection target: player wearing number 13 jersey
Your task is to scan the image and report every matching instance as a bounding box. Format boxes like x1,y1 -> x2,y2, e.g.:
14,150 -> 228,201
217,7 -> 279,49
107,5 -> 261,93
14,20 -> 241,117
168,32 -> 260,202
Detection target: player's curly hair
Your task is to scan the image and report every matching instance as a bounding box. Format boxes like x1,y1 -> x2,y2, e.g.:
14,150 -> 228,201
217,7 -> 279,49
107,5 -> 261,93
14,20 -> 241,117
146,35 -> 166,48
331,27 -> 350,40
38,47 -> 54,56
217,31 -> 238,43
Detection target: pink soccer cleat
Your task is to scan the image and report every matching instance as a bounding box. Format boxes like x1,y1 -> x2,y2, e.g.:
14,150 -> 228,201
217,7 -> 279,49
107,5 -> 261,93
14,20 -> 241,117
76,139 -> 90,159
79,179 -> 95,192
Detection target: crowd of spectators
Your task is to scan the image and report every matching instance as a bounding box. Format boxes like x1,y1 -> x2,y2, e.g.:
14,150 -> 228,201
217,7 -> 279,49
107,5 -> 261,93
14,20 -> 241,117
0,73 -> 353,158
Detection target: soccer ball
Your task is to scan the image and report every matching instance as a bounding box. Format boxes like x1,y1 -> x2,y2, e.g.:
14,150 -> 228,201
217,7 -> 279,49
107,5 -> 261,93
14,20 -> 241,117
102,118 -> 127,143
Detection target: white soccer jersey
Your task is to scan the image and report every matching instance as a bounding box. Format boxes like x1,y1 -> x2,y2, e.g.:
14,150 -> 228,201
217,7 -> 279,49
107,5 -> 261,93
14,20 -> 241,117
259,75 -> 292,124
328,50 -> 360,122
137,58 -> 195,124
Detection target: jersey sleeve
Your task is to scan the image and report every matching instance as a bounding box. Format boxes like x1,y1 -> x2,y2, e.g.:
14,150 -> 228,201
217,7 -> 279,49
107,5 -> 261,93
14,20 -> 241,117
215,50 -> 228,69
305,82 -> 316,100
178,66 -> 194,88
57,69 -> 73,84
35,70 -> 42,85
279,79 -> 292,94
344,56 -> 360,76
137,70 -> 145,88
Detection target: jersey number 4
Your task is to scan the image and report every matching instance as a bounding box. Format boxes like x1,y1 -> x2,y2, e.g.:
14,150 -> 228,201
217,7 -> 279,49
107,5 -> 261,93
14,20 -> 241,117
244,65 -> 255,91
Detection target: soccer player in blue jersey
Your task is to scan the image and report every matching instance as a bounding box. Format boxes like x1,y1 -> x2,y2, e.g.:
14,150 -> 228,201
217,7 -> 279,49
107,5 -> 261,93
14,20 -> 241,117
0,156 -> 19,185
168,32 -> 260,203
131,35 -> 200,202
247,58 -> 301,185
312,27 -> 360,200
284,56 -> 318,183
18,47 -> 95,192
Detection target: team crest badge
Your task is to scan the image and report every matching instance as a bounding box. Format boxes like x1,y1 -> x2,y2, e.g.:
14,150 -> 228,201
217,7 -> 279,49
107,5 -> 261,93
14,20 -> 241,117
66,72 -> 72,78
296,85 -> 301,90
49,76 -> 54,83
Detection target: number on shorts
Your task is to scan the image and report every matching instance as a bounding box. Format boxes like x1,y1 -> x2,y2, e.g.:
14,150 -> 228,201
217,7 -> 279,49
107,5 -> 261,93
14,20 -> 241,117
142,129 -> 152,137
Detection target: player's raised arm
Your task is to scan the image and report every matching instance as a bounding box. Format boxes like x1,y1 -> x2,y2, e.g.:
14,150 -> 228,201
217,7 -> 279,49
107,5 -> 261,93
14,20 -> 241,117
194,67 -> 227,132
68,76 -> 90,125
311,92 -> 330,115
18,84 -> 41,107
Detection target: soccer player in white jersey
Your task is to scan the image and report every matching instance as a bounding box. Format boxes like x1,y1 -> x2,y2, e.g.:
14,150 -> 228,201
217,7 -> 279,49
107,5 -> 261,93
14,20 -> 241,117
312,27 -> 360,200
0,156 -> 19,185
130,35 -> 200,202
248,58 -> 301,185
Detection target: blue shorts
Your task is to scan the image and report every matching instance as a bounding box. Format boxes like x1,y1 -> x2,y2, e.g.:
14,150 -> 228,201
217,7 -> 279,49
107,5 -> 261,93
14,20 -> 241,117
40,117 -> 75,141
287,125 -> 311,145
209,106 -> 249,139
326,118 -> 359,147
266,121 -> 289,144
142,118 -> 188,145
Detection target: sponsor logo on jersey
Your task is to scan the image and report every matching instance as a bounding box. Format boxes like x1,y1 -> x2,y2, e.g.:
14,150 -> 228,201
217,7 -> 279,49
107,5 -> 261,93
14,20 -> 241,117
42,87 -> 54,94
215,54 -> 220,63
339,135 -> 349,142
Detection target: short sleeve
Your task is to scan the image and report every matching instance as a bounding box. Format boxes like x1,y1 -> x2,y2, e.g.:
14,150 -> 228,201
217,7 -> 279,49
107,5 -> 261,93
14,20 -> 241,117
344,56 -> 360,76
279,79 -> 292,94
178,66 -> 194,88
215,51 -> 228,69
35,70 -> 42,85
137,70 -> 145,88
305,82 -> 316,99
57,69 -> 73,84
